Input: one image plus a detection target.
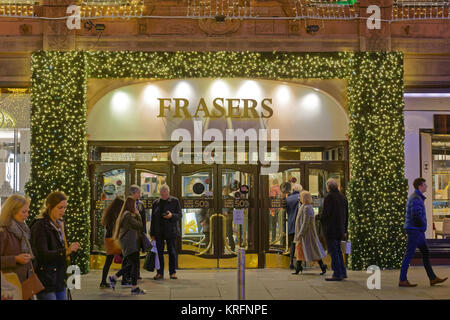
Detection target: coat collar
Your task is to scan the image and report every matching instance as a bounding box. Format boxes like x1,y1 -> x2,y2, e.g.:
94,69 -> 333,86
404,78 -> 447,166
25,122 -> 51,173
414,189 -> 426,200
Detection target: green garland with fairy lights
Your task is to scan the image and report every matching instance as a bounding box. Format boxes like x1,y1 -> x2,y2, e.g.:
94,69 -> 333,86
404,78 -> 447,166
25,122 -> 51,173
27,51 -> 407,273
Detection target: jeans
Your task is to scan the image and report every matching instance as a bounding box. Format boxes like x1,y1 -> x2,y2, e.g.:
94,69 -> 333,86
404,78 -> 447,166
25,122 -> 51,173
37,290 -> 66,300
156,237 -> 177,276
400,230 -> 436,282
327,238 -> 347,279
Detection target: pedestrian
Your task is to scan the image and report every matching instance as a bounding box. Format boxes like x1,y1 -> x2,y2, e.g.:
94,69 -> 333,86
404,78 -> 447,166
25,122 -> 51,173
108,197 -> 145,295
399,178 -> 448,287
150,184 -> 181,280
285,183 -> 303,269
0,195 -> 33,284
129,185 -> 146,281
320,179 -> 348,281
292,190 -> 327,275
129,185 -> 146,234
99,196 -> 124,288
30,191 -> 81,300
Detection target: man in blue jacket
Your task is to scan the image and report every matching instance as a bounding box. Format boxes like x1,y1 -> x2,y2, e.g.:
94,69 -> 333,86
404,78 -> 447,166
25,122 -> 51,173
399,178 -> 448,287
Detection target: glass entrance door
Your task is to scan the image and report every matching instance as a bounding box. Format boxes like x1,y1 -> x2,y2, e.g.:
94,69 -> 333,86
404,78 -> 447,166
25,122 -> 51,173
177,164 -> 258,268
262,165 -> 305,267
90,164 -> 130,252
135,165 -> 170,234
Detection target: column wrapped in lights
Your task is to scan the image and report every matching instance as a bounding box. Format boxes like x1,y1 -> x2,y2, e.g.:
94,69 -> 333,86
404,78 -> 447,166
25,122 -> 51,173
27,51 -> 91,272
29,50 -> 407,272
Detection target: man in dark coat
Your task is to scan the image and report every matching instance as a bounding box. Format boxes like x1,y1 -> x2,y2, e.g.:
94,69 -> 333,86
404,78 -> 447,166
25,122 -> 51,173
399,178 -> 448,287
320,178 -> 348,281
285,184 -> 303,269
150,184 -> 181,280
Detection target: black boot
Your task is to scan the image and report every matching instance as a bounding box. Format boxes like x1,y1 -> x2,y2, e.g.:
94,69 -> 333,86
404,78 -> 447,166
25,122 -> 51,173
318,260 -> 327,275
292,261 -> 303,275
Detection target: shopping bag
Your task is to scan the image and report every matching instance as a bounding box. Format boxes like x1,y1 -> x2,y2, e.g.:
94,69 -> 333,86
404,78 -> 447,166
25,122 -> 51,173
144,251 -> 156,272
144,240 -> 160,271
104,238 -> 122,255
295,242 -> 305,261
141,232 -> 152,252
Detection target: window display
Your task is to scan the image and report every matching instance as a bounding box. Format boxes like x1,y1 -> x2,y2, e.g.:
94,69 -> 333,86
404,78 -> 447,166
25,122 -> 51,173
432,136 -> 450,238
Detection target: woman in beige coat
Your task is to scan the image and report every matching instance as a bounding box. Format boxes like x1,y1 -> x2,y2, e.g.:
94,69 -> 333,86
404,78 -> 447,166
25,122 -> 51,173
292,190 -> 327,275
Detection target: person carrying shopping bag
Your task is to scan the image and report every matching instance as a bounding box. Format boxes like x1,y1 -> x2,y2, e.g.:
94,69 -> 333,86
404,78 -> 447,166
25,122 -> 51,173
108,197 -> 145,295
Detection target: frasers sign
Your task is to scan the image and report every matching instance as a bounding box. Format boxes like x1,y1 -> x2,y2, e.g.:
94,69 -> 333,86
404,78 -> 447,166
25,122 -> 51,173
157,98 -> 274,119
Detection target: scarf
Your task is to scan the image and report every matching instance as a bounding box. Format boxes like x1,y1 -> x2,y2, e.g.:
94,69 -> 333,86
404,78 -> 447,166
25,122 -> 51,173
7,219 -> 34,259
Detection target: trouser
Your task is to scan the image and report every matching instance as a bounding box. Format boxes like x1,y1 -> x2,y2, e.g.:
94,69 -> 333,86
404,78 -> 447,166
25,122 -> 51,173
156,237 -> 177,276
270,210 -> 278,241
37,290 -> 66,300
101,254 -> 114,283
116,252 -> 140,285
116,252 -> 140,286
280,211 -> 287,247
400,230 -> 436,282
288,233 -> 295,265
327,238 -> 347,279
226,215 -> 235,251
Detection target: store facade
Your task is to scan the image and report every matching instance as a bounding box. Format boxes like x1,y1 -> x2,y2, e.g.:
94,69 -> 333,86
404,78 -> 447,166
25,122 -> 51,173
22,51 -> 407,272
404,94 -> 450,240
87,78 -> 349,268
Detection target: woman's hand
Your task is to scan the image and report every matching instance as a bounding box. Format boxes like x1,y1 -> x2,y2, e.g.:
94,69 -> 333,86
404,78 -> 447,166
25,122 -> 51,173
15,253 -> 31,265
69,242 -> 81,253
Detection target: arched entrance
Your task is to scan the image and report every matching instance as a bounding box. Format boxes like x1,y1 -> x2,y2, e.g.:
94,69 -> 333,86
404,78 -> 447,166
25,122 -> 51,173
87,78 -> 349,268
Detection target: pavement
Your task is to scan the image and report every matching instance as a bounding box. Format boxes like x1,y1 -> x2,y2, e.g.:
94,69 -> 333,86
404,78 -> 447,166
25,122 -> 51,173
71,265 -> 450,300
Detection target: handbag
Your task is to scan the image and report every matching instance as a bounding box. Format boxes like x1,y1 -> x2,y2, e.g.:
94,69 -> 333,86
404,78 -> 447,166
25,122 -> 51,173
141,232 -> 152,251
113,254 -> 123,264
295,242 -> 305,261
143,251 -> 156,272
104,238 -> 122,255
21,263 -> 45,300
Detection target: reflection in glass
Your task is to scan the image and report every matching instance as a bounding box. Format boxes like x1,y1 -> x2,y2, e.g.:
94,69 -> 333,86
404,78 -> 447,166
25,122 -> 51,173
268,169 -> 301,253
181,171 -> 213,255
432,137 -> 450,238
182,172 -> 213,197
93,168 -> 126,251
136,170 -> 167,233
222,169 -> 251,253
181,208 -> 214,254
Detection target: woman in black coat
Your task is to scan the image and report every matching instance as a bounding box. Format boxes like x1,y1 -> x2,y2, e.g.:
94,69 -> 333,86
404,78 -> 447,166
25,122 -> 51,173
30,191 -> 81,300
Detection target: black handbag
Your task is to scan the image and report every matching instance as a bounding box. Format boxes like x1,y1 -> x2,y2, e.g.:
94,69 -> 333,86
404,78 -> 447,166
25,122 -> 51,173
143,251 -> 156,272
141,232 -> 152,251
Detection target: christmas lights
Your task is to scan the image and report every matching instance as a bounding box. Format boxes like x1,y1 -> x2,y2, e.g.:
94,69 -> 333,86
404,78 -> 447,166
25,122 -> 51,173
27,51 -> 407,272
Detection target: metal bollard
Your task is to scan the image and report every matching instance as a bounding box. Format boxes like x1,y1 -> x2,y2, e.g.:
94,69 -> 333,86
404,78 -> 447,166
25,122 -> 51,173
237,247 -> 245,300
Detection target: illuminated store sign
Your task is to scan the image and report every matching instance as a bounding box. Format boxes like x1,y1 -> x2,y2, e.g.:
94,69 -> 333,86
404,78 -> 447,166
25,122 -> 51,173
157,97 -> 274,119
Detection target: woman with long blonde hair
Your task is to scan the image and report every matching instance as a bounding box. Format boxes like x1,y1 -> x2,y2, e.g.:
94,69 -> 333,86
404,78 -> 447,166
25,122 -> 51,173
108,197 -> 145,295
292,190 -> 327,275
0,195 -> 33,284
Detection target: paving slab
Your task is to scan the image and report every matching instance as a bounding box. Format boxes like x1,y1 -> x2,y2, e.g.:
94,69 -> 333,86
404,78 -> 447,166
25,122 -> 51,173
70,267 -> 450,300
